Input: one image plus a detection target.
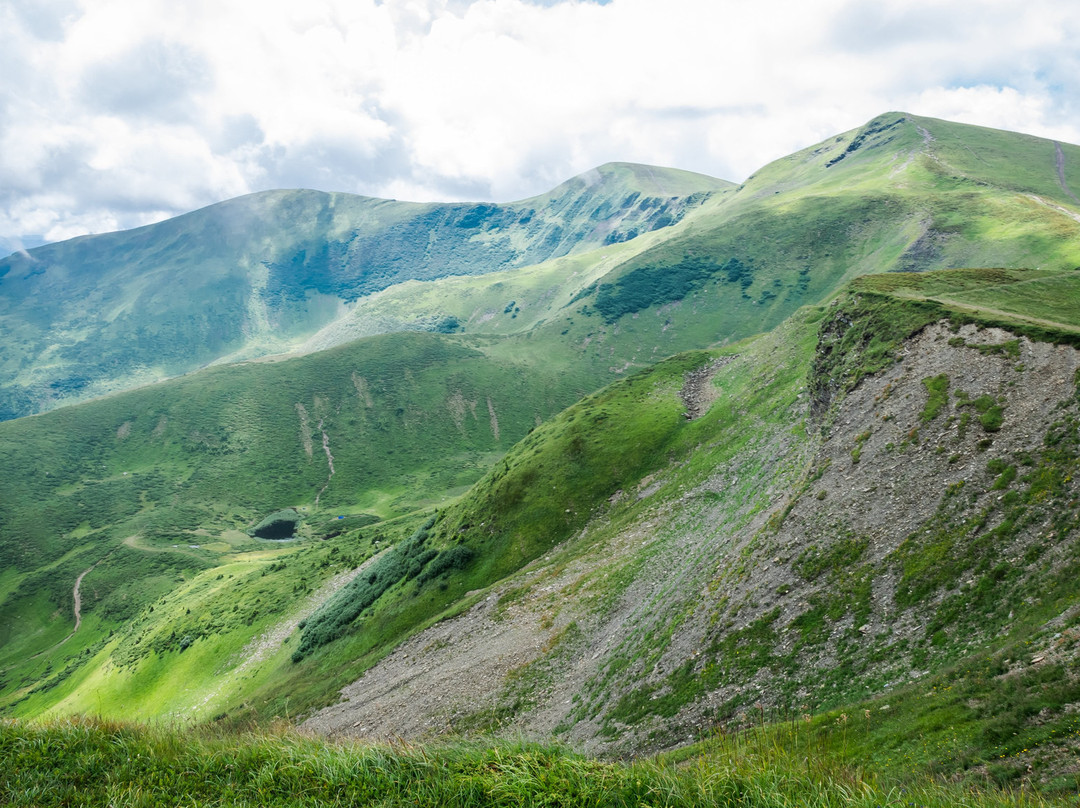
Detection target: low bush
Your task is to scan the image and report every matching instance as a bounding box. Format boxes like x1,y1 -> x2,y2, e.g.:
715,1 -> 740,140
417,545 -> 475,585
292,516 -> 438,661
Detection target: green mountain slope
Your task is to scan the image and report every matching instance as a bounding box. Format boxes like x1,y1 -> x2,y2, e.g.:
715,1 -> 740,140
296,267 -> 1080,788
0,164 -> 729,421
0,325 -> 615,716
300,112 -> 1080,384
554,113 -> 1080,358
4,114 -> 1080,794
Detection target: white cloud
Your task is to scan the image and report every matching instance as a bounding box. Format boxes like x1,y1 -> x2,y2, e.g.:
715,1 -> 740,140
2,0 -> 1080,245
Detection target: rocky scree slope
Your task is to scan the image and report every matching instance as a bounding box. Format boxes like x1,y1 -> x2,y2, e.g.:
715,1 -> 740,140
305,286 -> 1080,769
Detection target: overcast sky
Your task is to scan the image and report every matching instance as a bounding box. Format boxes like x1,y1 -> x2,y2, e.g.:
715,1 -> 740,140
3,0 -> 1080,251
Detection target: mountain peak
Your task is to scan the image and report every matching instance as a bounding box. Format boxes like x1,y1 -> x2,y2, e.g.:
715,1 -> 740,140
530,162 -> 733,205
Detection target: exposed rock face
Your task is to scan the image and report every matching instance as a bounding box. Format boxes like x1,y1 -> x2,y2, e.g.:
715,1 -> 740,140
304,322 -> 1080,754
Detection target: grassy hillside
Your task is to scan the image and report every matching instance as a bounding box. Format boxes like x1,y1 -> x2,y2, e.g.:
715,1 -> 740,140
4,113 -> 1080,798
1,717 -> 1069,807
295,267 -> 1080,792
558,114 -> 1080,352
1,260 -> 1079,796
0,326 -> 612,719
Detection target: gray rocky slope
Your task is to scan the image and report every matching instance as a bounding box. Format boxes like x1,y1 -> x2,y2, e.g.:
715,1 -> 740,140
304,315 -> 1080,756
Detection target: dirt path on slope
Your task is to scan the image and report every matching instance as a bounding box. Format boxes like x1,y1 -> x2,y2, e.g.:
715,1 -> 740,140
70,566 -> 92,634
53,563 -> 99,648
8,562 -> 102,668
889,290 -> 1080,335
1027,193 -> 1080,225
1055,142 -> 1080,203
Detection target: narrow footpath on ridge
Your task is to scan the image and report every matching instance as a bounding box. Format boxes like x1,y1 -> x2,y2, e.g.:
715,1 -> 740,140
1055,142 -> 1080,203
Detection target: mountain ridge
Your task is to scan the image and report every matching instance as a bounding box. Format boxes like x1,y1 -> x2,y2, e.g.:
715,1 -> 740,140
4,113 -> 1080,421
0,163 -> 727,421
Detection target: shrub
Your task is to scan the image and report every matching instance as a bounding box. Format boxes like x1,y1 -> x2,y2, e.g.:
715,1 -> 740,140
292,515 -> 439,661
972,394 -> 1005,431
920,374 -> 949,422
417,545 -> 475,585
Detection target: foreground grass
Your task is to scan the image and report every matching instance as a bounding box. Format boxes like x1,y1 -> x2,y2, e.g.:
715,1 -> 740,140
0,717 -> 1068,808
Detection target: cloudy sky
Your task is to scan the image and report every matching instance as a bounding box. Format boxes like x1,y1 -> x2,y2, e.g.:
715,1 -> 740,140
3,0 -> 1079,251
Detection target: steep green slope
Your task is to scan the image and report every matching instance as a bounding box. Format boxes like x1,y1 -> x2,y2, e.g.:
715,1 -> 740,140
0,326 -> 610,716
0,164 -> 728,420
296,267 -> 1080,790
307,113 -> 1080,384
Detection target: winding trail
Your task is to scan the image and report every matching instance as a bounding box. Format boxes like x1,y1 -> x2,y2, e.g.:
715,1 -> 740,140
49,563 -> 100,650
1027,193 -> 1080,226
7,562 -> 102,668
890,289 -> 1080,335
1055,142 -> 1080,204
69,566 -> 92,634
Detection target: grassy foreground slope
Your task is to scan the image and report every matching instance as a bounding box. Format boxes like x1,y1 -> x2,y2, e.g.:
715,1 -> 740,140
1,717 -> 1067,808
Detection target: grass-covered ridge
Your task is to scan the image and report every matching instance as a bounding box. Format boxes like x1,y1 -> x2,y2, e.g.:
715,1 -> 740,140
0,165 -> 725,421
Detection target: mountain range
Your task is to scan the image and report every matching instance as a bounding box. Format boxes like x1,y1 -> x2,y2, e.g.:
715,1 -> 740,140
3,111 -> 1080,797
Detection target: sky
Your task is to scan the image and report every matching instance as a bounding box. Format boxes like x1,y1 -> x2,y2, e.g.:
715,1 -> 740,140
3,0 -> 1080,251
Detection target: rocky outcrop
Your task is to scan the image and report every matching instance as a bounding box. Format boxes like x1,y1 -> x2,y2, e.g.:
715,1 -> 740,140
304,320 -> 1080,756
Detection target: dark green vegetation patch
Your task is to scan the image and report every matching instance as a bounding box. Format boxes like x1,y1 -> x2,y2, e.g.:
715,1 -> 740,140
248,509 -> 303,540
292,515 -> 463,660
593,257 -> 749,322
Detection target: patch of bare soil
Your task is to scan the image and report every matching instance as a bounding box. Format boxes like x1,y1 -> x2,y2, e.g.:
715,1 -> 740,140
679,357 -> 733,420
1055,142 -> 1080,204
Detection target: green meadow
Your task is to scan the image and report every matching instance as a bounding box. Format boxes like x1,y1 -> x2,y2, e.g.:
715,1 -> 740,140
2,114 -> 1080,803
